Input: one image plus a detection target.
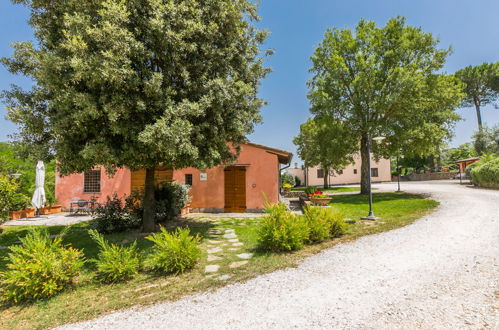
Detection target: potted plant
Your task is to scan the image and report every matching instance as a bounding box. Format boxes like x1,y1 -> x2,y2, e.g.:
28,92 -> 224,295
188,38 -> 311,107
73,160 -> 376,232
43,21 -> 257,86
307,190 -> 333,206
8,194 -> 32,220
49,205 -> 62,214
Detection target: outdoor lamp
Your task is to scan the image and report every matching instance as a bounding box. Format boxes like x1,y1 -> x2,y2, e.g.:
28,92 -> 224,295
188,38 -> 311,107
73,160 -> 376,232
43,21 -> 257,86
9,170 -> 22,179
361,135 -> 385,221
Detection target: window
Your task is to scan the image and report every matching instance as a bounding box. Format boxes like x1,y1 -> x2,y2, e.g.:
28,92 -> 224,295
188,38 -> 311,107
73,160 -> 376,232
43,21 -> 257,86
353,169 -> 358,174
185,174 -> 193,186
84,170 -> 101,193
317,169 -> 324,178
371,168 -> 379,177
337,170 -> 343,175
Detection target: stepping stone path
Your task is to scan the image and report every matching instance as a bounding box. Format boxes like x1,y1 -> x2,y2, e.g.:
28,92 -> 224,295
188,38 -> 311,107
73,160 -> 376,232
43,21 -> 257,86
207,247 -> 223,254
236,253 -> 253,260
229,261 -> 248,268
205,265 -> 220,273
207,255 -> 222,262
204,227 -> 254,278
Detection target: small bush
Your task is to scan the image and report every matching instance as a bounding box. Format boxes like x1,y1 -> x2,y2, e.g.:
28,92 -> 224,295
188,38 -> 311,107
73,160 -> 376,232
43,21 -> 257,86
88,229 -> 140,283
145,227 -> 201,274
470,155 -> 499,188
326,209 -> 347,238
0,229 -> 84,303
303,206 -> 332,243
154,182 -> 191,221
93,193 -> 141,234
295,176 -> 301,187
0,175 -> 30,221
257,203 -> 309,252
281,172 -> 296,187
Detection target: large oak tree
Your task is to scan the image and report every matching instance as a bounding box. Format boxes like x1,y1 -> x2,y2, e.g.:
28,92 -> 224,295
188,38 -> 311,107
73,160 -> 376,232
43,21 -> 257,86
2,0 -> 270,231
308,17 -> 464,194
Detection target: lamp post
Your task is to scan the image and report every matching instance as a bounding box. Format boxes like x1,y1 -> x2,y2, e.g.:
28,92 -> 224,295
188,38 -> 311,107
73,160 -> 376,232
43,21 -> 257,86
9,170 -> 22,180
361,135 -> 385,221
396,154 -> 404,193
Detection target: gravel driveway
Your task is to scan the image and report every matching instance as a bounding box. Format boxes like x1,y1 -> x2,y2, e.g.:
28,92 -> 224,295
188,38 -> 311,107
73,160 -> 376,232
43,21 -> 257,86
60,181 -> 498,329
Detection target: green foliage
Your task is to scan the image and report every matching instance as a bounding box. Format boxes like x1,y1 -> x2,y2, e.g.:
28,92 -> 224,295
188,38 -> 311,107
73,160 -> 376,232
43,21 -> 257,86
145,227 -> 201,274
93,194 -> 142,234
470,155 -> 499,187
442,143 -> 476,167
307,16 -> 464,193
0,142 -> 57,206
154,183 -> 191,221
293,117 -> 355,187
302,206 -> 331,243
303,206 -> 346,243
281,172 -> 296,187
0,229 -> 84,303
0,174 -> 30,220
2,1 -> 269,173
454,62 -> 499,129
88,229 -> 140,283
257,203 -> 309,252
472,125 -> 499,156
294,176 -> 301,187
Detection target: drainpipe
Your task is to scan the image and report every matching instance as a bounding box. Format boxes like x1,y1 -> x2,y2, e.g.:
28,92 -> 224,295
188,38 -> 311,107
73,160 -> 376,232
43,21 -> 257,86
279,161 -> 291,202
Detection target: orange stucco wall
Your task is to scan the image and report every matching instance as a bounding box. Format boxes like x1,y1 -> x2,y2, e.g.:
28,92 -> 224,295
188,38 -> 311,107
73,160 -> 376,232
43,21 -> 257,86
55,144 -> 282,212
173,144 -> 280,212
55,167 -> 131,209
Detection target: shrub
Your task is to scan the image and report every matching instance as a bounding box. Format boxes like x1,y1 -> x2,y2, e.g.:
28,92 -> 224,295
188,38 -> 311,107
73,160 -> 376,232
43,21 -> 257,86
93,193 -> 141,234
154,182 -> 191,221
295,176 -> 301,187
281,172 -> 295,187
88,229 -> 140,283
470,155 -> 499,188
0,175 -> 30,221
257,203 -> 309,252
326,208 -> 347,238
145,227 -> 201,274
302,206 -> 332,243
0,229 -> 84,303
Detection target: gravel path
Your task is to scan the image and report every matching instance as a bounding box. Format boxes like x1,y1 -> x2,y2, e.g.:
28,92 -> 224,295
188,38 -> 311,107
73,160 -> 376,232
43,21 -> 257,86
60,181 -> 498,329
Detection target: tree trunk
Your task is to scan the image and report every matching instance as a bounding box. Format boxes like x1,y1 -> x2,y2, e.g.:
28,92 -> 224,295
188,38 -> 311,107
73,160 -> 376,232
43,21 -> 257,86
323,167 -> 329,189
474,100 -> 483,130
428,154 -> 435,172
360,133 -> 370,195
141,167 -> 156,233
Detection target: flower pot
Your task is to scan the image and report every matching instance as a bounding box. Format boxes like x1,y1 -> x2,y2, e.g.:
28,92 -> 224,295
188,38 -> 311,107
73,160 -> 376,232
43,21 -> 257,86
49,205 -> 62,214
309,197 -> 332,206
39,206 -> 51,215
10,208 -> 35,219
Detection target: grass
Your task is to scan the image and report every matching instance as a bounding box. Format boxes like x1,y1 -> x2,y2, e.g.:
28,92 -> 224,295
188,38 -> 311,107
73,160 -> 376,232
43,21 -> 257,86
291,186 -> 361,193
0,192 -> 438,329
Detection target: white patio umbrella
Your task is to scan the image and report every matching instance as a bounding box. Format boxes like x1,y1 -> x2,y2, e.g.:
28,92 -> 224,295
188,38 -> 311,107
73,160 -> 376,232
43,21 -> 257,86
31,160 -> 46,211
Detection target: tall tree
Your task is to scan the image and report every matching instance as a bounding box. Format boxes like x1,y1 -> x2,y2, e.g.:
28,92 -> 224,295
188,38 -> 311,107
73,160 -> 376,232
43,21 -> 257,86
2,0 -> 269,232
293,117 -> 356,188
308,17 -> 464,194
454,62 -> 499,130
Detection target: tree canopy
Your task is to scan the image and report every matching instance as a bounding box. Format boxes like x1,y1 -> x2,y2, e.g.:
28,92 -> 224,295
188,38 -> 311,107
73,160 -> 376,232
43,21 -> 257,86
454,62 -> 499,129
2,0 -> 270,231
307,16 -> 464,193
293,117 -> 356,188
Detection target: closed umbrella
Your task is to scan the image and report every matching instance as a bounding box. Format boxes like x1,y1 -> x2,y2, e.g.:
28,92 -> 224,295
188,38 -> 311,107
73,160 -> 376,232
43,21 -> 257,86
31,161 -> 46,211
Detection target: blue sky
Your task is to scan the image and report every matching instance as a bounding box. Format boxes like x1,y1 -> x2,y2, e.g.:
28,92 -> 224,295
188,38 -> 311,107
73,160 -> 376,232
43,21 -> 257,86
1,0 -> 498,162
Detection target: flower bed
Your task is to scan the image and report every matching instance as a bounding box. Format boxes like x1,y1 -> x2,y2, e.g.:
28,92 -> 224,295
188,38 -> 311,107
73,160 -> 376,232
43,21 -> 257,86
306,189 -> 333,206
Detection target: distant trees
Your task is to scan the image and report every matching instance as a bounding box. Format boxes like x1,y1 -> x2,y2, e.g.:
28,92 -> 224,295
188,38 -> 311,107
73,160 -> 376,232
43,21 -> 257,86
307,17 -> 464,194
2,0 -> 269,231
472,125 -> 499,155
454,63 -> 499,130
293,117 -> 356,188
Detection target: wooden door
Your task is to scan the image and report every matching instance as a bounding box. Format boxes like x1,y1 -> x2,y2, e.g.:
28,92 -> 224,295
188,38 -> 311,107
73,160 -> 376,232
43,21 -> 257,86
224,166 -> 246,213
130,167 -> 173,193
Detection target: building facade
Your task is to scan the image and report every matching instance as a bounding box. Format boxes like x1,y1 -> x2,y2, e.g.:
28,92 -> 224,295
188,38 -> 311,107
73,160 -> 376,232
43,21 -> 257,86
55,143 -> 292,213
286,154 -> 391,187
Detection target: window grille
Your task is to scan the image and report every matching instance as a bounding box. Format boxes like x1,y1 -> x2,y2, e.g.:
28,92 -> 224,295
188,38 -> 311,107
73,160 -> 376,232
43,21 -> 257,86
185,174 -> 193,186
371,168 -> 379,177
84,170 -> 101,193
317,169 -> 324,178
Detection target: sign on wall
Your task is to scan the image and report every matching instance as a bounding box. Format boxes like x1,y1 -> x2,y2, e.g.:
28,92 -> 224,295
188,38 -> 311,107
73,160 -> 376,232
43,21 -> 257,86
200,173 -> 208,181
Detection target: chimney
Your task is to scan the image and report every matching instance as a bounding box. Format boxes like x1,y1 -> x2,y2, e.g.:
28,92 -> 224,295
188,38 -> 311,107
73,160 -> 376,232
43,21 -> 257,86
294,162 -> 298,169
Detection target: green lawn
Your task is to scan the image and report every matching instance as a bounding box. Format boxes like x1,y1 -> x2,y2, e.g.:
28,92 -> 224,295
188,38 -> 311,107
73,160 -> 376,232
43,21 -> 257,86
291,186 -> 361,193
0,192 -> 438,329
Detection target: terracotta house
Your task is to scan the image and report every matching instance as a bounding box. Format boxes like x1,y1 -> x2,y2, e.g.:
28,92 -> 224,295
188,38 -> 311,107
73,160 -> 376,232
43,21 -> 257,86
55,143 -> 292,213
287,153 -> 391,186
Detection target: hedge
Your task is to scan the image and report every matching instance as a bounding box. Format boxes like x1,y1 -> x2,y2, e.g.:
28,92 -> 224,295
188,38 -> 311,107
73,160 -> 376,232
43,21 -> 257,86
470,156 -> 499,188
